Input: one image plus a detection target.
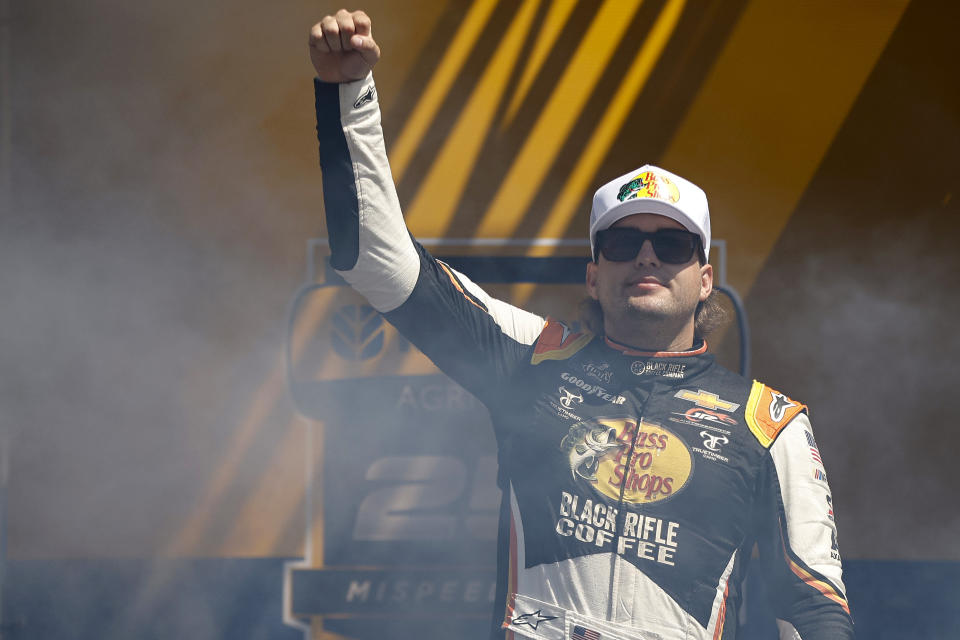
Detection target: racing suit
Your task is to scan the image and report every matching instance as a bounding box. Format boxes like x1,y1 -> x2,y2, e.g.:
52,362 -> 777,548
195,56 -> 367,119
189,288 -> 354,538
314,73 -> 854,640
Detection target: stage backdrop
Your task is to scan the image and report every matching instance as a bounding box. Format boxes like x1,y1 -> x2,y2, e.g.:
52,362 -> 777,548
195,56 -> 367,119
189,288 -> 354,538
4,0 -> 959,638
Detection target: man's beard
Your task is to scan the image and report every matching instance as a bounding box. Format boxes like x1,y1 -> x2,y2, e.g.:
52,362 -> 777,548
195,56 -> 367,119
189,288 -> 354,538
620,293 -> 692,325
602,293 -> 697,345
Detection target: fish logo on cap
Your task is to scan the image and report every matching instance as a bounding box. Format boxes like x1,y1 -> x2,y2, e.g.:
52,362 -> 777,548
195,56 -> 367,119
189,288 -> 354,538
617,171 -> 680,204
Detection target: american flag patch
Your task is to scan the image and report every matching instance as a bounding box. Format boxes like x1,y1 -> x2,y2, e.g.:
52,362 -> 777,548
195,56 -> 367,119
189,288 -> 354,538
805,430 -> 823,464
572,625 -> 601,640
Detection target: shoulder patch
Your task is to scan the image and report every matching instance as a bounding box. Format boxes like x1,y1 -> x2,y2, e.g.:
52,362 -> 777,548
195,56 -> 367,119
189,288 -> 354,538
531,319 -> 593,365
745,381 -> 807,448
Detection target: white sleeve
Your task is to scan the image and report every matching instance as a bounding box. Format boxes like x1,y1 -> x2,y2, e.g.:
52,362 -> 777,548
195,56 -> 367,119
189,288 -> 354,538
316,72 -> 419,312
768,413 -> 847,599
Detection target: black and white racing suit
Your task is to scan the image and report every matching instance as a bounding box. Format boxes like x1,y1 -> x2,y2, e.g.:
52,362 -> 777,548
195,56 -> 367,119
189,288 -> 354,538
313,74 -> 854,640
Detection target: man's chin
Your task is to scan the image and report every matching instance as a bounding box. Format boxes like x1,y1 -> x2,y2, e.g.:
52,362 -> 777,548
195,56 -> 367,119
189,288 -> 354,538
624,294 -> 668,313
623,301 -> 672,321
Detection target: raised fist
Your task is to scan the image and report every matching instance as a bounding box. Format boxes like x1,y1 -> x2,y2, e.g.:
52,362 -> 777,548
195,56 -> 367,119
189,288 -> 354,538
309,9 -> 381,83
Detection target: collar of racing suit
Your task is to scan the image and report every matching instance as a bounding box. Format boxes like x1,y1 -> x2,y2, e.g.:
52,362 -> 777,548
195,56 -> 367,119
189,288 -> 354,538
602,336 -> 709,357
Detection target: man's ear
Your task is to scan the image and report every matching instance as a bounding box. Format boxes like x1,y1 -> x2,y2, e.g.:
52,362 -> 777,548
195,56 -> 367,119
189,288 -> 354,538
699,263 -> 714,302
586,261 -> 600,300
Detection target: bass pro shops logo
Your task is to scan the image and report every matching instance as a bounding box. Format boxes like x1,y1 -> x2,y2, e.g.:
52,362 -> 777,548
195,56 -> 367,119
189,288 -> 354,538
561,418 -> 692,504
560,424 -> 620,481
617,170 -> 681,204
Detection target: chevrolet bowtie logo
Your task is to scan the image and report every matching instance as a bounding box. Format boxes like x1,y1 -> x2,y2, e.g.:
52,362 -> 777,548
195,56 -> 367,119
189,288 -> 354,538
675,389 -> 740,413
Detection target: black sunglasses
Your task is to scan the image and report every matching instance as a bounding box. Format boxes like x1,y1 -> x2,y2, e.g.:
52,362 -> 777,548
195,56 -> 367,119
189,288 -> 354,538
595,227 -> 702,264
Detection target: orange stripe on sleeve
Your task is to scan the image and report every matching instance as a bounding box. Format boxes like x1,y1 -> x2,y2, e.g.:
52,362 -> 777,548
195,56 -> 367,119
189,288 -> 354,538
779,523 -> 851,615
502,510 -> 519,637
437,261 -> 488,312
712,581 -> 729,640
786,558 -> 851,615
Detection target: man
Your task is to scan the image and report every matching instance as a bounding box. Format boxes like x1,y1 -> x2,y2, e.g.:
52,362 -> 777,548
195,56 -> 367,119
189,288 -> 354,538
308,9 -> 853,639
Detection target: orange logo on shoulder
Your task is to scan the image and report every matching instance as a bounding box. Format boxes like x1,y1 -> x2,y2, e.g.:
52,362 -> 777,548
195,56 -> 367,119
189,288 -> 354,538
534,320 -> 576,352
749,385 -> 805,444
532,320 -> 592,364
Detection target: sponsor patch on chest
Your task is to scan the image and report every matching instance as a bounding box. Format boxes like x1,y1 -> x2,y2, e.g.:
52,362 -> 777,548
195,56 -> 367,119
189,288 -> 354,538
559,372 -> 626,404
631,359 -> 687,379
559,418 -> 692,505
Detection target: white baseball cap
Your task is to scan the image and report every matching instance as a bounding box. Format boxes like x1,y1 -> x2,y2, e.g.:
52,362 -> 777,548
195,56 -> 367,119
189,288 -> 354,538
589,165 -> 711,261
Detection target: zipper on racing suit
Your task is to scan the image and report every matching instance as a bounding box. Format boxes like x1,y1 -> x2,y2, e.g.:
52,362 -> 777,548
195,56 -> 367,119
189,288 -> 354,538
606,382 -> 661,623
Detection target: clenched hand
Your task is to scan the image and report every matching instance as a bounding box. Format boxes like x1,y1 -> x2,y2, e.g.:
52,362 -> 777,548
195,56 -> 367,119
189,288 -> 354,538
309,9 -> 381,83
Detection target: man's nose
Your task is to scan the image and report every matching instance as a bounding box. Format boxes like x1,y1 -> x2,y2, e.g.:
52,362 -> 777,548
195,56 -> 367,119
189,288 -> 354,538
634,239 -> 660,265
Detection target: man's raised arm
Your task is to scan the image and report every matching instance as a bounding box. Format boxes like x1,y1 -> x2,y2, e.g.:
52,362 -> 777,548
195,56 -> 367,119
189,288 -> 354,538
308,10 -> 545,399
309,9 -> 421,312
